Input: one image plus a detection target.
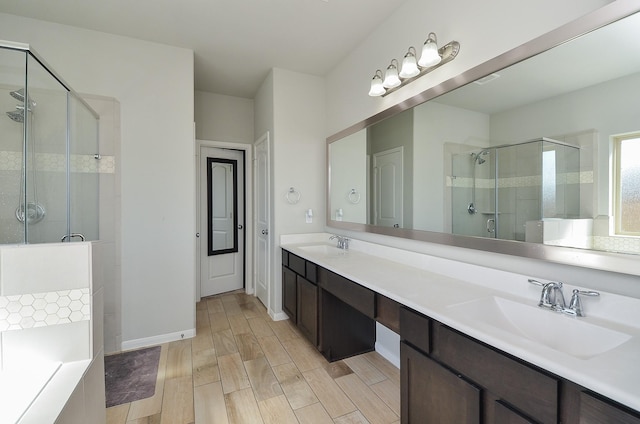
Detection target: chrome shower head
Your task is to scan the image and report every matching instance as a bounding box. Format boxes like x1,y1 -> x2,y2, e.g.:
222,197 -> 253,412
6,110 -> 24,122
9,88 -> 36,108
471,149 -> 489,165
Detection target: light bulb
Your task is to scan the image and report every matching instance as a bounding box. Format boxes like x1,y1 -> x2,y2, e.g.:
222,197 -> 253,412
368,70 -> 385,96
399,48 -> 420,79
418,33 -> 442,68
382,60 -> 401,89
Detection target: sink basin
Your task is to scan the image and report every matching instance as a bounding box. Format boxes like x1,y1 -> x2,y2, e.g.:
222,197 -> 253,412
447,296 -> 631,359
297,244 -> 348,256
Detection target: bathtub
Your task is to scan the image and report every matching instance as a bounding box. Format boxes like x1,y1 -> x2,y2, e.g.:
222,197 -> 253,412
0,360 -> 62,424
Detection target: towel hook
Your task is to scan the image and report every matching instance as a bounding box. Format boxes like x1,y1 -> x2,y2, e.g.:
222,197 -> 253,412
285,187 -> 301,204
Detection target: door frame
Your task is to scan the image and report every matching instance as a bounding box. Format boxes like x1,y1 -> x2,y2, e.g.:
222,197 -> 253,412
253,131 -> 271,314
196,139 -> 254,302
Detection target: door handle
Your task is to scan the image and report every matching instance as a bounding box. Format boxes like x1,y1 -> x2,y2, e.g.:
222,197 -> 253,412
238,224 -> 244,230
61,233 -> 86,242
196,233 -> 200,238
262,229 -> 269,235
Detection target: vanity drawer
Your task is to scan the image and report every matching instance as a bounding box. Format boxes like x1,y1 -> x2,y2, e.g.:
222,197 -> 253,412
288,253 -> 306,276
399,306 -> 430,354
376,294 -> 401,333
431,323 -> 559,424
305,261 -> 318,284
320,270 -> 375,319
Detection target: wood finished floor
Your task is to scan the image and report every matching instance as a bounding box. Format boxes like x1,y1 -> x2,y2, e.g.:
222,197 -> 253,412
106,291 -> 401,424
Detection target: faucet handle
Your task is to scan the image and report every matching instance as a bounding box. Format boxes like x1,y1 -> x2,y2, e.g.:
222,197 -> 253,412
568,289 -> 600,317
528,278 -> 544,286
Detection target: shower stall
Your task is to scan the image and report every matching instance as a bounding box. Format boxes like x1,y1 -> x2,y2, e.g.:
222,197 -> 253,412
1,41 -> 99,244
451,138 -> 580,242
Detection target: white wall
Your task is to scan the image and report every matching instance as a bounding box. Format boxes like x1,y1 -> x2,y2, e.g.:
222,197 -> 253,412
254,68 -> 326,316
325,0 -> 612,136
323,0 -> 640,298
195,90 -> 254,143
0,14 -> 196,348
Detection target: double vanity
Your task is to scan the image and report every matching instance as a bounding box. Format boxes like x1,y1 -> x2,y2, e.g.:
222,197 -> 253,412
281,233 -> 640,423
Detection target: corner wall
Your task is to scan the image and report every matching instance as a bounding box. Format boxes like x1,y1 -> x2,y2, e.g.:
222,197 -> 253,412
0,13 -> 196,349
255,68 -> 326,316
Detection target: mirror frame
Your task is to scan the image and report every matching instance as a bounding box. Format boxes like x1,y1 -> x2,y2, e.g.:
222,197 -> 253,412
326,1 -> 640,276
207,157 -> 239,256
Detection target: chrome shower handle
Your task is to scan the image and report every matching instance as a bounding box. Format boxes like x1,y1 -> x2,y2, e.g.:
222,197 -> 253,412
61,233 -> 86,242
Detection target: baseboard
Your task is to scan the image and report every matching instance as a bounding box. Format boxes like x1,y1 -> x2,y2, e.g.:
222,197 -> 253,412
121,328 -> 196,351
375,340 -> 401,368
270,310 -> 289,321
375,322 -> 401,368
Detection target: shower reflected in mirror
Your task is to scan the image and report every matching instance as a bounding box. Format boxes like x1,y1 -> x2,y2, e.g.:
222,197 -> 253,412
468,149 -> 489,214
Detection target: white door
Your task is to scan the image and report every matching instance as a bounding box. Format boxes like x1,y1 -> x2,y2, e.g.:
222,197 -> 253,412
200,147 -> 245,297
254,133 -> 270,308
373,147 -> 404,228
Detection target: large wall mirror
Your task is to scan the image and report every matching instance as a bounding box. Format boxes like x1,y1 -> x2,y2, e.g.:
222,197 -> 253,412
328,3 -> 640,275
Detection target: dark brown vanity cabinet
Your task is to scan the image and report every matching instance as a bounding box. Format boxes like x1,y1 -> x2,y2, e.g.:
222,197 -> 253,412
296,273 -> 318,345
401,342 -> 481,423
318,267 -> 376,361
400,306 -> 559,424
283,250 -> 640,423
579,392 -> 640,424
281,249 -> 376,362
281,250 -> 318,346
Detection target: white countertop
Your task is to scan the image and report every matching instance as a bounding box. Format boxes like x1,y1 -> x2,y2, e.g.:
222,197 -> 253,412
281,233 -> 640,412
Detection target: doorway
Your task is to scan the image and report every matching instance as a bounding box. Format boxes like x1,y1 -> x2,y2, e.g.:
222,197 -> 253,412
199,146 -> 245,298
373,146 -> 404,228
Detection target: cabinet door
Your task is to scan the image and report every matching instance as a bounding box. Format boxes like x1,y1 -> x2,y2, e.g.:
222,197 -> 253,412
580,392 -> 640,424
401,341 -> 480,424
282,266 -> 297,322
494,400 -> 538,424
297,275 -> 318,346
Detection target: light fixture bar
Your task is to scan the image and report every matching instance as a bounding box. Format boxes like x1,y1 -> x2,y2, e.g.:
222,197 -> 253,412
369,38 -> 461,97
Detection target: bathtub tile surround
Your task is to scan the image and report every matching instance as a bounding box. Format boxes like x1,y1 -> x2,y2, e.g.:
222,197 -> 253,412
0,242 -> 106,424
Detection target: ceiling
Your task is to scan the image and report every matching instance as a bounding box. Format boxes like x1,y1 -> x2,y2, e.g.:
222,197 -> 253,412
0,0 -> 408,99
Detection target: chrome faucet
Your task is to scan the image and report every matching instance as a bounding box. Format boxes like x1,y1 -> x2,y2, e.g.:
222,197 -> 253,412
539,281 -> 566,311
330,235 -> 350,250
528,279 -> 599,317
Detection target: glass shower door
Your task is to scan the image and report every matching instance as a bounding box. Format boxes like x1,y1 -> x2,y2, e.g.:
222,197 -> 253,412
24,53 -> 69,244
68,93 -> 99,242
495,141 -> 542,241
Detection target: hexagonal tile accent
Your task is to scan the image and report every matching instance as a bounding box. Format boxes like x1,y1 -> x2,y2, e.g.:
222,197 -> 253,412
0,288 -> 90,331
19,294 -> 34,306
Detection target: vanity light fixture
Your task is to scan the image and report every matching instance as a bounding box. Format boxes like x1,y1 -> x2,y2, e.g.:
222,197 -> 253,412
399,47 -> 420,78
383,59 -> 401,89
369,32 -> 460,97
368,70 -> 386,96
